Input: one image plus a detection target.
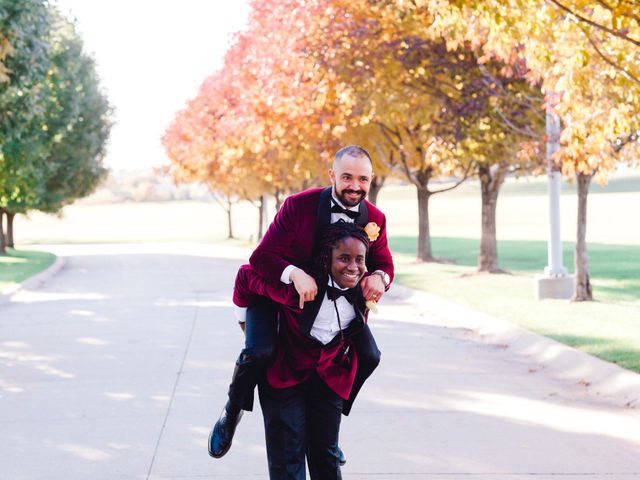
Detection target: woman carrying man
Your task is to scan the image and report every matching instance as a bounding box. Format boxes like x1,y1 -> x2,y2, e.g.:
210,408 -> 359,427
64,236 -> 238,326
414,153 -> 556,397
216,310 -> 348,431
232,222 -> 375,480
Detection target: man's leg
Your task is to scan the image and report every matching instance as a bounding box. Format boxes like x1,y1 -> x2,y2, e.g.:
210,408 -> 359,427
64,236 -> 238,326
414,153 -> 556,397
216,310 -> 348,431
209,298 -> 278,458
342,324 -> 381,416
228,298 -> 279,412
259,381 -> 306,480
306,374 -> 343,480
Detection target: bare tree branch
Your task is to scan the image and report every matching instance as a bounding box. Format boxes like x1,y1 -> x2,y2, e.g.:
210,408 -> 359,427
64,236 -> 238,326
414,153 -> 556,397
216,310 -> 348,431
583,29 -> 640,86
374,121 -> 402,149
207,186 -> 232,212
398,148 -> 421,189
430,162 -> 472,195
492,105 -> 542,138
373,141 -> 399,171
547,0 -> 640,47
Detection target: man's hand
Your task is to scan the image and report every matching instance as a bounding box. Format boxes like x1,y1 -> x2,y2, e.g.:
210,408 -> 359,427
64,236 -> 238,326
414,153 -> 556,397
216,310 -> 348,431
290,268 -> 318,309
360,273 -> 385,302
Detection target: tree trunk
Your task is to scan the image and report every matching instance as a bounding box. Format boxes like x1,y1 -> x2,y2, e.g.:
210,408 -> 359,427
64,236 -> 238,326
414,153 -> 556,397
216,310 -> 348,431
226,199 -> 234,239
7,211 -> 15,248
0,209 -> 6,256
478,164 -> 508,272
368,174 -> 386,206
416,186 -> 434,261
573,172 -> 593,301
274,189 -> 283,211
257,194 -> 267,240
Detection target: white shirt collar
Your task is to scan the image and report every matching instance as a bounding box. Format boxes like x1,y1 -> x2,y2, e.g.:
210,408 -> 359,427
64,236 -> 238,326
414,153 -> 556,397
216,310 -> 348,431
327,276 -> 349,291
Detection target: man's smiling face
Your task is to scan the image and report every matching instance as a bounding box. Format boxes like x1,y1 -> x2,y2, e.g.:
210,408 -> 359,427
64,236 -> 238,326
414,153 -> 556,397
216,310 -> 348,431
329,153 -> 373,207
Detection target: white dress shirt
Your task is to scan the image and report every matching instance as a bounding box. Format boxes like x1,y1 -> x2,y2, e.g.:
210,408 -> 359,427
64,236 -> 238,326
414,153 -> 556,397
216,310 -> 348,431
310,279 -> 356,345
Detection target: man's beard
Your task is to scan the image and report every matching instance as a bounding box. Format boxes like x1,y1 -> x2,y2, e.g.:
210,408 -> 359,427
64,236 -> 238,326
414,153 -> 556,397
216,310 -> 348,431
335,185 -> 366,207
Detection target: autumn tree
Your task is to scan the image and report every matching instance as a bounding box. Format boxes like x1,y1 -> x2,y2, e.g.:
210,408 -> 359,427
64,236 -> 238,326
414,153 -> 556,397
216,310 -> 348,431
305,2 -> 547,265
163,72 -> 245,239
165,0 -> 352,239
425,0 -> 639,298
456,61 -> 545,272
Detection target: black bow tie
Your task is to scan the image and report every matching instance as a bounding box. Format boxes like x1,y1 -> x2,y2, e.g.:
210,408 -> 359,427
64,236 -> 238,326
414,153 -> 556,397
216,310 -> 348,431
326,285 -> 357,304
331,203 -> 360,220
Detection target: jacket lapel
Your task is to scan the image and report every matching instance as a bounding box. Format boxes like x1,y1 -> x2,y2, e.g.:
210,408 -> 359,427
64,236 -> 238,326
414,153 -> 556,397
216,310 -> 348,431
299,283 -> 326,339
316,187 -> 333,231
322,284 -> 366,348
355,200 -> 369,228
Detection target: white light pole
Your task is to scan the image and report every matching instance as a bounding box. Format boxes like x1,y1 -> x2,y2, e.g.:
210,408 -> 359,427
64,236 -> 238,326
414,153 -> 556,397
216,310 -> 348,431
535,95 -> 573,299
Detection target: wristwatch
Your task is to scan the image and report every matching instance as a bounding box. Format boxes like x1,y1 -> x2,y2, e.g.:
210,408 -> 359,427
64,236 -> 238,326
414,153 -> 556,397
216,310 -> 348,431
372,270 -> 390,288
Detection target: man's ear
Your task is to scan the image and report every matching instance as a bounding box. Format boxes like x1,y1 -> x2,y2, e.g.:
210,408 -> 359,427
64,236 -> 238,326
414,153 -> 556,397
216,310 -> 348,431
328,168 -> 335,183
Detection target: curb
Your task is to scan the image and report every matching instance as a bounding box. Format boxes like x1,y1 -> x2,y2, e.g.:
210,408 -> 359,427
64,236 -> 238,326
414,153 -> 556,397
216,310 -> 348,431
0,255 -> 65,306
385,283 -> 640,409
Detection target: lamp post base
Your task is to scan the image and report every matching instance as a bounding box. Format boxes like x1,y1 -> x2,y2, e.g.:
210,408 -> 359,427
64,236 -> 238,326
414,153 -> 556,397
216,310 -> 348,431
535,275 -> 574,300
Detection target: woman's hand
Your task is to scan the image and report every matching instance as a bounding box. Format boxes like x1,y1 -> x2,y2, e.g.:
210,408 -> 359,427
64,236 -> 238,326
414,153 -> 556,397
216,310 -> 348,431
290,268 -> 318,309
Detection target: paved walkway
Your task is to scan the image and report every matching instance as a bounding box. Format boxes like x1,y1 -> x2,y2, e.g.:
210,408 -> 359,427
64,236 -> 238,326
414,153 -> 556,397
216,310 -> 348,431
1,243 -> 640,480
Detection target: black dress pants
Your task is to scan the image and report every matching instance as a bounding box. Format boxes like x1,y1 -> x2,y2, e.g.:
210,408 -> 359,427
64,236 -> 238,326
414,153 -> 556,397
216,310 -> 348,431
259,373 -> 343,480
226,299 -> 381,414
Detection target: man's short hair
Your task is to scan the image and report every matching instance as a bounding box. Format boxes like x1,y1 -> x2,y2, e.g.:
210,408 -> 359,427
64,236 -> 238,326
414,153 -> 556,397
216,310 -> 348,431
334,145 -> 372,166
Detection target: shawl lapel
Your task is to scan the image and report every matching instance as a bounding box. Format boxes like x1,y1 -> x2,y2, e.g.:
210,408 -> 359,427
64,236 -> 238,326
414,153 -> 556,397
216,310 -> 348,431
299,282 -> 366,346
299,283 -> 326,340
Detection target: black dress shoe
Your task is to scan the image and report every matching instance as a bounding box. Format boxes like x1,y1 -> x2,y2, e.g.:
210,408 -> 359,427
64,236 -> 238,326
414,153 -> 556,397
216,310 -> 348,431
338,445 -> 346,466
208,408 -> 243,458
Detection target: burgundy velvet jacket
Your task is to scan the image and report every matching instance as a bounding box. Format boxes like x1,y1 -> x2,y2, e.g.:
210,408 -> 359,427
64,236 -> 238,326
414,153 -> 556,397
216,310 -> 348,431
249,187 -> 394,286
233,264 -> 367,400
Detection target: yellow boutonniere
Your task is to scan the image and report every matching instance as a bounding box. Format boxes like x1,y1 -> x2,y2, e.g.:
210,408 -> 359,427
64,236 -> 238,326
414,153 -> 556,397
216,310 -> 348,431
364,222 -> 380,242
365,299 -> 379,314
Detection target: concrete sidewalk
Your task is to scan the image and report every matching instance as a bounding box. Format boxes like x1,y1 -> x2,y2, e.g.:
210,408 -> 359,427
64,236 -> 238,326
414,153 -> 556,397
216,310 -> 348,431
1,243 -> 639,480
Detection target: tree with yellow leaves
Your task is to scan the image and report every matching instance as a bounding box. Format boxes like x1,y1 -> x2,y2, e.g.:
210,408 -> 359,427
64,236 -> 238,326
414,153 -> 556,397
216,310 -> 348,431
315,1 -> 546,266
413,0 -> 639,298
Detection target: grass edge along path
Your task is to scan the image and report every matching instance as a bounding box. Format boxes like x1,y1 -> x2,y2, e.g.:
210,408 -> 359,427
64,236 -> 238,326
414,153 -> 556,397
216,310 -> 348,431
0,249 -> 56,294
389,236 -> 640,373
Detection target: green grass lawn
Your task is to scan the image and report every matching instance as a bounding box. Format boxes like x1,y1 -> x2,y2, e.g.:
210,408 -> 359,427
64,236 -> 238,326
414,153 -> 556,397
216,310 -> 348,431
0,249 -> 57,293
389,236 -> 640,372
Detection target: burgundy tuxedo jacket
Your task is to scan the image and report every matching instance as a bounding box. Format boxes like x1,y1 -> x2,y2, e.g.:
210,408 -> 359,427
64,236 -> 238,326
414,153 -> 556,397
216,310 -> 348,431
233,264 -> 366,400
249,187 -> 394,285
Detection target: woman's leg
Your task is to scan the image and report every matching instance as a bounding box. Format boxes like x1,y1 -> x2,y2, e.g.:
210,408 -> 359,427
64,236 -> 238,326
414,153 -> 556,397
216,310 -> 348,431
259,382 -> 307,480
305,374 -> 343,480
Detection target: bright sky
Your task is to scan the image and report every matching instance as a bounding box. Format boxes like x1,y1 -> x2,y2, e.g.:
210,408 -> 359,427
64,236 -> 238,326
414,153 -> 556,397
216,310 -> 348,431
54,0 -> 251,171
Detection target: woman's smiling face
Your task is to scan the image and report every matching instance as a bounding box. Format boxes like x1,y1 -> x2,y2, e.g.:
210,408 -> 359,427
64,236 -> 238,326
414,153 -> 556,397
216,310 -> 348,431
331,237 -> 367,289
